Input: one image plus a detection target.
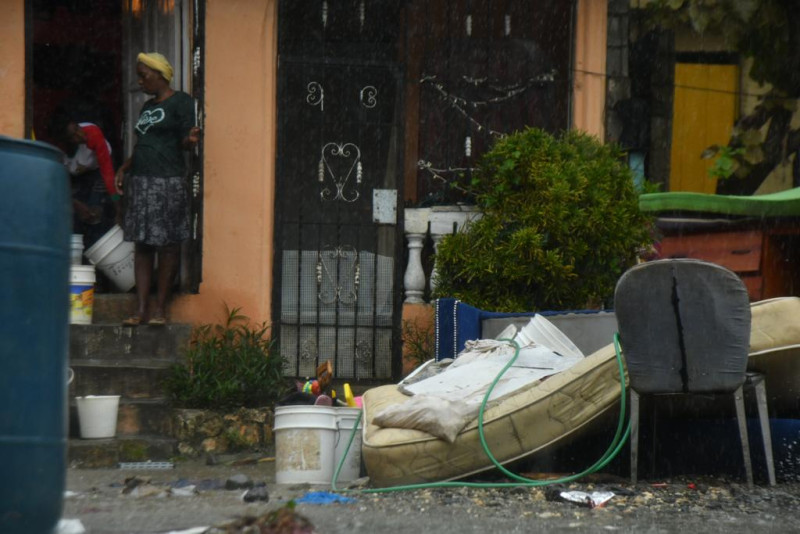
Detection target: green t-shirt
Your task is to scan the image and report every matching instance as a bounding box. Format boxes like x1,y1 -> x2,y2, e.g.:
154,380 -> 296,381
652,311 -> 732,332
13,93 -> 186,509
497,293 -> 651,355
131,91 -> 194,177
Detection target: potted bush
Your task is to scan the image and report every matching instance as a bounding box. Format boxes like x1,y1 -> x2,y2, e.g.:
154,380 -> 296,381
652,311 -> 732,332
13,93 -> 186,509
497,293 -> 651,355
433,127 -> 655,312
165,306 -> 290,456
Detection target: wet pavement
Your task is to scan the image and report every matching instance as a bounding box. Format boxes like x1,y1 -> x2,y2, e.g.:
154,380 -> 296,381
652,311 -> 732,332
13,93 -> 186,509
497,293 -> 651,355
61,457 -> 800,533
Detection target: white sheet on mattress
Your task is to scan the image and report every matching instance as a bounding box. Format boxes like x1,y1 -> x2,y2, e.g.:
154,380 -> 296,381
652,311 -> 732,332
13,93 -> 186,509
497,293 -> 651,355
373,315 -> 585,441
402,339 -> 581,403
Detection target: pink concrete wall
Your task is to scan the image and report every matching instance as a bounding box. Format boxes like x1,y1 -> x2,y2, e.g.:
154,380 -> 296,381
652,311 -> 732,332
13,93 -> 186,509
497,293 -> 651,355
0,0 -> 25,137
171,0 -> 278,325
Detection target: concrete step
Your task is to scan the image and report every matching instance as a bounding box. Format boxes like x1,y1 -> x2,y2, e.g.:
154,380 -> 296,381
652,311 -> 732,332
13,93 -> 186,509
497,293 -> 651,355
69,361 -> 177,399
68,436 -> 178,468
69,398 -> 176,439
70,323 -> 191,361
91,293 -> 159,325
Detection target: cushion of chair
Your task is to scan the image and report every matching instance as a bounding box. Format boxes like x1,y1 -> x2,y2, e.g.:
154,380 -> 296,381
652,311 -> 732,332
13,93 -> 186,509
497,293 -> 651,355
615,259 -> 751,394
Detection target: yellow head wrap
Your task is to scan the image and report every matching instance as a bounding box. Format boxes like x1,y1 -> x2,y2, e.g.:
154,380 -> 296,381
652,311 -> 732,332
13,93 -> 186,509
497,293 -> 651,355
137,52 -> 174,83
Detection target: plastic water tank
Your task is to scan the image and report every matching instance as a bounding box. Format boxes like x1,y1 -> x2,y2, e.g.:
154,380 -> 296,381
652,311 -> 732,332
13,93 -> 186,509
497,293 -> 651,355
0,136 -> 71,533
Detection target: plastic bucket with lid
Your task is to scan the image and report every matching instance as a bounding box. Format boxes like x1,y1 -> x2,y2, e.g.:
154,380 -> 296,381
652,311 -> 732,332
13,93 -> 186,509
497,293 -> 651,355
70,234 -> 84,265
69,265 -> 95,324
84,224 -> 135,292
75,395 -> 120,439
274,405 -> 338,484
333,407 -> 363,483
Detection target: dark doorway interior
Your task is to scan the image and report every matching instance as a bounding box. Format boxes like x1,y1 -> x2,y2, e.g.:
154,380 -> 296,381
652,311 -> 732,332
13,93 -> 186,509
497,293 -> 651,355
32,0 -> 123,165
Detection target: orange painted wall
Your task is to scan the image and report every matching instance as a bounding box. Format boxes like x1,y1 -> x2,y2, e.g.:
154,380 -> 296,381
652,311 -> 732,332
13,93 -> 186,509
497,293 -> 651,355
0,0 -> 25,137
170,0 -> 278,326
572,0 -> 607,139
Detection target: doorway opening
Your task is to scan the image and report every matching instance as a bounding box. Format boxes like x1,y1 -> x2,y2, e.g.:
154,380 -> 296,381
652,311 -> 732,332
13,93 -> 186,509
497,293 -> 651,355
30,0 -> 203,294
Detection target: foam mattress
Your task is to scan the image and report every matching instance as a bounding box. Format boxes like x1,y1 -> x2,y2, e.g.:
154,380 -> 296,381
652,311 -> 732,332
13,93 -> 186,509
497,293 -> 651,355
362,297 -> 800,487
639,187 -> 800,218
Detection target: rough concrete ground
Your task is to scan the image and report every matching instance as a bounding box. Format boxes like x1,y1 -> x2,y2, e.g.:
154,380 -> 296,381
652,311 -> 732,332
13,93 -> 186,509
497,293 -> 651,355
62,457 -> 800,534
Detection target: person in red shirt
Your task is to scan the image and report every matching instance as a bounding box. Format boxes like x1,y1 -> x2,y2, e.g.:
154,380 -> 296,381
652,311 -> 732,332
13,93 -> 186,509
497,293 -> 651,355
50,115 -> 122,249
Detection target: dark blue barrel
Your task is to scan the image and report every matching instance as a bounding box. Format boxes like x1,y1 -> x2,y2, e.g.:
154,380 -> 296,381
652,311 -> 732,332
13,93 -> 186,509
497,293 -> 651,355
0,136 -> 71,533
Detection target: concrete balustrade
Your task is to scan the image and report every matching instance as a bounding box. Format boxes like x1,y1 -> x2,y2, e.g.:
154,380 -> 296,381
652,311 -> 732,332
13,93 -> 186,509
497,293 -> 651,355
403,205 -> 482,303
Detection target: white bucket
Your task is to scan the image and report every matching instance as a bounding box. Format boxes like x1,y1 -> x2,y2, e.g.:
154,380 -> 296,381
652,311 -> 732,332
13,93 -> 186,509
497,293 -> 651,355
84,224 -> 135,292
69,265 -> 95,325
333,407 -> 363,483
75,395 -> 120,439
70,234 -> 84,265
274,405 -> 338,485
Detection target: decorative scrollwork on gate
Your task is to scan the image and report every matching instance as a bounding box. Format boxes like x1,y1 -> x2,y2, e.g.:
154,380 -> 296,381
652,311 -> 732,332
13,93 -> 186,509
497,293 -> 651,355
318,142 -> 362,202
316,245 -> 360,305
306,81 -> 324,111
355,340 -> 372,365
360,85 -> 377,108
300,339 -> 317,364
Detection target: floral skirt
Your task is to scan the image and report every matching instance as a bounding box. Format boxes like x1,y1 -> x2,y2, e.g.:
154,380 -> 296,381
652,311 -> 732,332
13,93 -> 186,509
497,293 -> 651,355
122,174 -> 190,247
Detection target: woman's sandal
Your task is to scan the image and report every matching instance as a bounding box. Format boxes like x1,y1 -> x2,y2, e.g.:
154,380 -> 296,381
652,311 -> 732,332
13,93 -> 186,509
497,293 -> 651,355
121,315 -> 143,327
148,316 -> 167,326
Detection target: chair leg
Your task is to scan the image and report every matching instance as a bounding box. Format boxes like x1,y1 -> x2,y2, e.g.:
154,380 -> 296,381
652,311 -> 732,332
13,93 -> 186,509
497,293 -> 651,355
630,390 -> 640,484
754,379 -> 777,486
733,385 -> 754,487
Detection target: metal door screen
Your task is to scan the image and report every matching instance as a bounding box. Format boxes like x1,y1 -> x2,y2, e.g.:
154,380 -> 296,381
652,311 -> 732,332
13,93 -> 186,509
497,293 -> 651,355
275,1 -> 404,380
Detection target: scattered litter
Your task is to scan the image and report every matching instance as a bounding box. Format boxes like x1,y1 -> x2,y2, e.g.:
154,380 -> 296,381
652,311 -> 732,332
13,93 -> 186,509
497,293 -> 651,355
121,475 -> 150,492
171,485 -> 198,497
56,518 -> 86,534
63,490 -> 79,498
121,476 -> 169,498
126,484 -> 170,498
550,490 -> 615,508
208,506 -> 315,533
225,474 -> 254,490
242,486 -> 270,503
295,491 -> 356,504
119,461 -> 175,470
163,528 -> 209,534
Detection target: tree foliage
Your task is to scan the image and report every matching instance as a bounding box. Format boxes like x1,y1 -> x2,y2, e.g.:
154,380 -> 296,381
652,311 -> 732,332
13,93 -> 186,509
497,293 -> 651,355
432,128 -> 654,312
644,0 -> 800,193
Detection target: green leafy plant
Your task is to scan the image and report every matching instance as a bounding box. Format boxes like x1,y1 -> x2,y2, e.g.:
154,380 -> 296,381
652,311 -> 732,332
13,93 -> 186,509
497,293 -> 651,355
433,128 -> 655,312
704,145 -> 747,180
402,319 -> 434,370
165,305 -> 289,410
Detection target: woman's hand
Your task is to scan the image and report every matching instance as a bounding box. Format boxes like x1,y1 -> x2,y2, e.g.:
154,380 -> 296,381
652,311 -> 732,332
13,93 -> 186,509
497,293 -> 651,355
183,127 -> 201,149
115,167 -> 126,192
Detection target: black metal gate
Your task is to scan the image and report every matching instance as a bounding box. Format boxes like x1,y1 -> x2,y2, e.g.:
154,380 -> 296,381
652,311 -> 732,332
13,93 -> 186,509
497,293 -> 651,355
274,1 -> 405,380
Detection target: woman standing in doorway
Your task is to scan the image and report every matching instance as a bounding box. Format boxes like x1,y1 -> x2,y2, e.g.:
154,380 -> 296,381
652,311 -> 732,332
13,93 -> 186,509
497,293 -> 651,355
116,52 -> 200,326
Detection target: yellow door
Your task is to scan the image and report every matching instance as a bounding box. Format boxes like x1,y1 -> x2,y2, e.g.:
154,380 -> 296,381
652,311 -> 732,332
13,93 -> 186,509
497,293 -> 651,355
670,63 -> 739,193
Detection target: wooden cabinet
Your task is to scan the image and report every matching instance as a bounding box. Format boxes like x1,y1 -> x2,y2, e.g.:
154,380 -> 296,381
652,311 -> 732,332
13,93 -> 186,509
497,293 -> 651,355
657,226 -> 800,301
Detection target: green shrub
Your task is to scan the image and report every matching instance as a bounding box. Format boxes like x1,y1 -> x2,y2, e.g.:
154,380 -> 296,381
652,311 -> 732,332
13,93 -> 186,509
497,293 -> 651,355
433,128 -> 655,312
165,306 -> 289,410
402,318 -> 434,370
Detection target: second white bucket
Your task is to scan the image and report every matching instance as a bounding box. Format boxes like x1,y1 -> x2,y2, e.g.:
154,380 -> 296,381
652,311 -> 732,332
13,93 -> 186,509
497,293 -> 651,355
274,405 -> 338,484
334,407 -> 363,483
75,395 -> 120,439
69,265 -> 95,325
84,224 -> 135,292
